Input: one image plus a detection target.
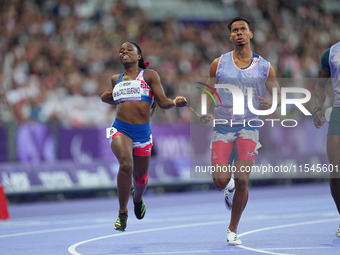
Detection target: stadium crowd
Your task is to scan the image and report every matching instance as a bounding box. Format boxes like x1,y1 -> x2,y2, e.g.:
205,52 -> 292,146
1,0 -> 340,127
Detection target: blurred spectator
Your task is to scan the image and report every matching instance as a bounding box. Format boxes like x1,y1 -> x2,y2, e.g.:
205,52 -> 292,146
1,0 -> 340,127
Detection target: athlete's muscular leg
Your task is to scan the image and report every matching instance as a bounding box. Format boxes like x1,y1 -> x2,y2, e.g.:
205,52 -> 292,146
111,134 -> 134,213
211,140 -> 234,190
228,159 -> 252,233
212,163 -> 232,190
133,155 -> 150,203
327,135 -> 340,214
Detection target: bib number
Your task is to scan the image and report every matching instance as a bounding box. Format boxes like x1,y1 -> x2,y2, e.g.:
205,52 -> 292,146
113,80 -> 142,103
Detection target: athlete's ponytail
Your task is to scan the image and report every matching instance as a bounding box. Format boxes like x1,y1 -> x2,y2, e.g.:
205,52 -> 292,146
143,61 -> 150,69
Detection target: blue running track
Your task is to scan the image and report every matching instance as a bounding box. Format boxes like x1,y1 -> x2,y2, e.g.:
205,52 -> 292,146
0,183 -> 339,255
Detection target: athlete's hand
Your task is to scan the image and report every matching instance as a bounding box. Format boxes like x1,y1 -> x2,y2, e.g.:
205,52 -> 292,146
258,96 -> 271,110
314,110 -> 325,128
173,96 -> 188,107
101,89 -> 116,105
200,114 -> 214,124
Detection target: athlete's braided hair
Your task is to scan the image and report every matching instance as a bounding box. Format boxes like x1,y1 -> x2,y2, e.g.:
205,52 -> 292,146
128,42 -> 150,69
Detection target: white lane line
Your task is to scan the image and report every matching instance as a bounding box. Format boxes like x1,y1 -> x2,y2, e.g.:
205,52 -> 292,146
262,247 -> 332,251
68,218 -> 339,255
0,223 -> 109,238
112,250 -> 243,255
2,212 -> 338,254
0,211 -> 337,239
68,220 -> 225,255
238,218 -> 339,237
109,246 -> 332,255
237,246 -> 293,255
237,218 -> 339,255
0,215 -> 225,239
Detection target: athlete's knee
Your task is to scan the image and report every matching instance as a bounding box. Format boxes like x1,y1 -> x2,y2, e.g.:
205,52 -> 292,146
235,178 -> 248,192
119,160 -> 133,175
213,177 -> 230,191
134,173 -> 148,188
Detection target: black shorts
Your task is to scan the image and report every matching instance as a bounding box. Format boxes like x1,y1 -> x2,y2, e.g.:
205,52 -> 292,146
328,107 -> 340,136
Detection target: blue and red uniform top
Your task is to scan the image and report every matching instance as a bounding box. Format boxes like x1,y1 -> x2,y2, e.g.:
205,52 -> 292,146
113,69 -> 154,104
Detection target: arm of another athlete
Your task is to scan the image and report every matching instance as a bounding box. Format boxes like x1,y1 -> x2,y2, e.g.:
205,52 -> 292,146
145,69 -> 187,109
259,66 -> 281,110
100,74 -> 120,105
207,58 -> 219,90
314,69 -> 330,128
314,48 -> 331,128
201,58 -> 219,123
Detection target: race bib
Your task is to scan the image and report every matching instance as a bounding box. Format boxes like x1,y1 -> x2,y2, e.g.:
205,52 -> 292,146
113,80 -> 142,103
106,127 -> 116,138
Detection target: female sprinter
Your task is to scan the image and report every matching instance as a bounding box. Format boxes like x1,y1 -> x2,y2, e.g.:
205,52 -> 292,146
101,41 -> 187,231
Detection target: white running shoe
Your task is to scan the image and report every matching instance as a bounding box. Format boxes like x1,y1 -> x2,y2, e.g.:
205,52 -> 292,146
224,178 -> 235,210
227,229 -> 242,245
336,224 -> 340,237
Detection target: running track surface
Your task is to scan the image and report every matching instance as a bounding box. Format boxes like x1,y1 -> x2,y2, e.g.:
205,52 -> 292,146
1,183 -> 339,255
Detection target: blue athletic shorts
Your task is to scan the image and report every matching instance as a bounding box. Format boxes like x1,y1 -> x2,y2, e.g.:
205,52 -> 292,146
107,119 -> 152,156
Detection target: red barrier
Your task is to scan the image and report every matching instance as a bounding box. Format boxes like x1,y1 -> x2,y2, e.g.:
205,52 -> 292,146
0,185 -> 10,220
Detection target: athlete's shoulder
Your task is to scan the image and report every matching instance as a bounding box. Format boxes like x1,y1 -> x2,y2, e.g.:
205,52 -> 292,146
111,74 -> 122,86
330,42 -> 340,56
320,48 -> 331,73
144,68 -> 159,78
144,68 -> 157,74
212,56 -> 221,65
332,41 -> 340,48
221,51 -> 232,58
210,57 -> 221,74
253,52 -> 268,62
254,53 -> 270,69
213,52 -> 232,64
143,69 -> 160,84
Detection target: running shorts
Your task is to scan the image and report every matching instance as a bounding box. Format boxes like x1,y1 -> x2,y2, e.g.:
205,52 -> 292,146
211,124 -> 260,164
107,119 -> 152,156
